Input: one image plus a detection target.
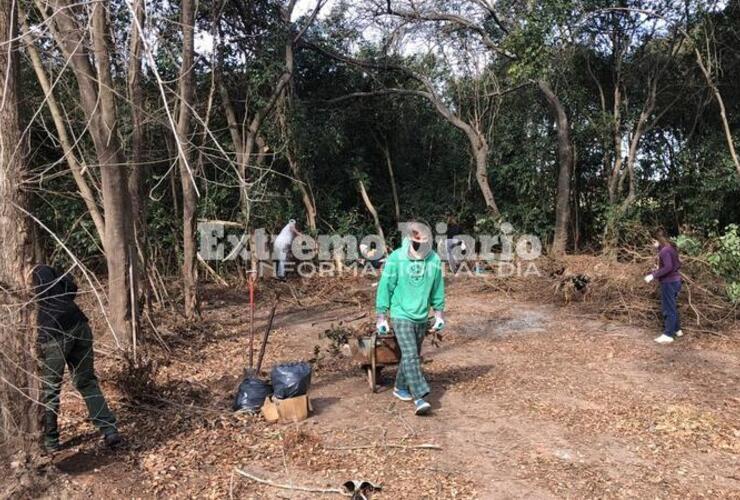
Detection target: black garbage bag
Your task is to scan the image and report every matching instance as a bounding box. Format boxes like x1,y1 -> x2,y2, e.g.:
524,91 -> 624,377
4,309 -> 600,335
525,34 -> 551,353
233,376 -> 272,412
271,362 -> 312,399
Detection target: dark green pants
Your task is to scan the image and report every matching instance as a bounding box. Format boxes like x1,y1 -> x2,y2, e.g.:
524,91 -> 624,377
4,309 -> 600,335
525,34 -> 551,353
40,321 -> 117,447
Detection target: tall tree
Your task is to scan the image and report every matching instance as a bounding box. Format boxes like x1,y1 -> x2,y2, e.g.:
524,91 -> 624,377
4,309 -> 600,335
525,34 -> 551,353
374,133 -> 401,223
278,91 -> 318,231
581,7 -> 685,250
382,0 -> 583,238
219,0 -> 324,226
176,0 -> 199,319
312,44 -> 503,215
0,0 -> 41,450
127,0 -> 150,310
34,0 -> 137,349
380,0 -> 519,215
539,80 -> 574,256
20,8 -> 106,240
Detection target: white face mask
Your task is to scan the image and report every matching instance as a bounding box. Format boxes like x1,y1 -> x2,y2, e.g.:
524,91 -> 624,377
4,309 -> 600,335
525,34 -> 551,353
652,240 -> 660,249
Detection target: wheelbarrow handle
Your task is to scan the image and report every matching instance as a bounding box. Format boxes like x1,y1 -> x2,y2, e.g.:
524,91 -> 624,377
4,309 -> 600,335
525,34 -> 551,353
376,326 -> 395,339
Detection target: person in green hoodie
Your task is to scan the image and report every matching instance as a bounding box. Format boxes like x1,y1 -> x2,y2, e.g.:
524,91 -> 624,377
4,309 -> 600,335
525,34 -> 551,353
375,222 -> 445,415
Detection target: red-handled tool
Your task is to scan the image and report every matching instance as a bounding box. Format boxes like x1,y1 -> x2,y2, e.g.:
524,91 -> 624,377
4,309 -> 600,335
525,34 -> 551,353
247,271 -> 256,370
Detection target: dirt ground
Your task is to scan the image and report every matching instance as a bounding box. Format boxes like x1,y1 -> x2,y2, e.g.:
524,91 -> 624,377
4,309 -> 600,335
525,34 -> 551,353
13,274 -> 740,499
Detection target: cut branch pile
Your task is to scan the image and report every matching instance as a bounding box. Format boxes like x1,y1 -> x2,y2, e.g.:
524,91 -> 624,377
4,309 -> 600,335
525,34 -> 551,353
484,253 -> 737,335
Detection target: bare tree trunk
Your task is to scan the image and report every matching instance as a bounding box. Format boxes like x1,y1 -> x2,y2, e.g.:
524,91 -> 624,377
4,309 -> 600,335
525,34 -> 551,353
37,0 -> 137,348
375,137 -> 400,223
693,45 -> 740,180
607,84 -> 623,205
0,0 -> 41,451
361,5 -> 503,214
90,1 -> 137,347
357,177 -> 385,245
538,80 -> 573,256
288,152 -> 317,231
219,79 -> 253,238
127,0 -> 150,311
221,1 -> 318,226
165,133 -> 181,226
471,139 -> 499,215
416,73 -> 500,215
219,80 -> 245,167
603,68 -> 628,254
220,66 -> 291,225
279,91 -> 317,231
239,68 -> 293,223
414,82 -> 500,215
572,146 -> 580,252
176,0 -> 199,319
417,81 -> 500,215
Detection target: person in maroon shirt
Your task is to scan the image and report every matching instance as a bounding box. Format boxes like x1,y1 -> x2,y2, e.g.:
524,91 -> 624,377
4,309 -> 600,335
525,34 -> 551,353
643,228 -> 684,344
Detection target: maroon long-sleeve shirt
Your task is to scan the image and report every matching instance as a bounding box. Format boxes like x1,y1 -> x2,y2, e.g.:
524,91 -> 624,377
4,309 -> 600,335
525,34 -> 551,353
651,244 -> 682,283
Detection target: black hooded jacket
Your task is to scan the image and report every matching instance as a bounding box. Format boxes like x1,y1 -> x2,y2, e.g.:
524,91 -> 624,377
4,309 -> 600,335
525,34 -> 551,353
31,265 -> 88,342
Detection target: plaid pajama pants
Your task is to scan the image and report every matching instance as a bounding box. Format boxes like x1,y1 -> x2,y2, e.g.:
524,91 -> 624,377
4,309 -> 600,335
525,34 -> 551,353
392,319 -> 430,399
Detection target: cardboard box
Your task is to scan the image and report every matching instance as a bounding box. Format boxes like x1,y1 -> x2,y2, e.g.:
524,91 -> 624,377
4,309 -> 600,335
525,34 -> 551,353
262,394 -> 312,423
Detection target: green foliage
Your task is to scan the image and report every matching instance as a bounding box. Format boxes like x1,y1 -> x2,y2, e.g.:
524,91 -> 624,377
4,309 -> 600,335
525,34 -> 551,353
677,224 -> 740,303
674,234 -> 702,257
473,215 -> 500,236
707,225 -> 740,303
19,0 -> 740,274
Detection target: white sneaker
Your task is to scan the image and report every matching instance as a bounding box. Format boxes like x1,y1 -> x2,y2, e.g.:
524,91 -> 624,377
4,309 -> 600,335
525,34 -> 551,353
654,334 -> 674,344
675,330 -> 684,337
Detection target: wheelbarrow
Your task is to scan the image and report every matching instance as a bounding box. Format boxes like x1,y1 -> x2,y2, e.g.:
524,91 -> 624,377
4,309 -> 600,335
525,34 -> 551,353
349,332 -> 401,392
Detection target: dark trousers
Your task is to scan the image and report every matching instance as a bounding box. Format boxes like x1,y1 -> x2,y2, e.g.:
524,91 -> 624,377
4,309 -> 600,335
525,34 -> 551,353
40,321 -> 117,446
660,281 -> 682,337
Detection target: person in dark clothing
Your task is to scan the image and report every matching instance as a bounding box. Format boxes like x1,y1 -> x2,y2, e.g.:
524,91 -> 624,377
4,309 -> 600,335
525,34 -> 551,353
643,229 -> 684,344
31,265 -> 121,451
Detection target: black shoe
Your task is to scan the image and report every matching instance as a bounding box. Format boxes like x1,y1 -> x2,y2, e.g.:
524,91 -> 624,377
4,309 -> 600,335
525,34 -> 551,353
44,441 -> 61,454
104,431 -> 122,448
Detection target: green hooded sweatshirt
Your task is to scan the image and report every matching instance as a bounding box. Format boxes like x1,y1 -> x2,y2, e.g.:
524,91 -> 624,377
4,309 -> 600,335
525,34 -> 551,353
375,238 -> 445,322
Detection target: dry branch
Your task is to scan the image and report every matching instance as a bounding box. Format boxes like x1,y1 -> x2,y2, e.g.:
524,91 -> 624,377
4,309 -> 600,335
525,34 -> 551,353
197,254 -> 228,286
234,468 -> 347,496
326,442 -> 442,451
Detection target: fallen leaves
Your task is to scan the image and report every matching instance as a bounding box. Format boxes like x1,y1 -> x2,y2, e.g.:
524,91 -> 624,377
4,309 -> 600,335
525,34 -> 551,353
41,275 -> 739,499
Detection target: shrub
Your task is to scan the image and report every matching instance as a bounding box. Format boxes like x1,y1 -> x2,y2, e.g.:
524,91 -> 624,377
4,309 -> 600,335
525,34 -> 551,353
707,224 -> 740,303
674,234 -> 702,257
